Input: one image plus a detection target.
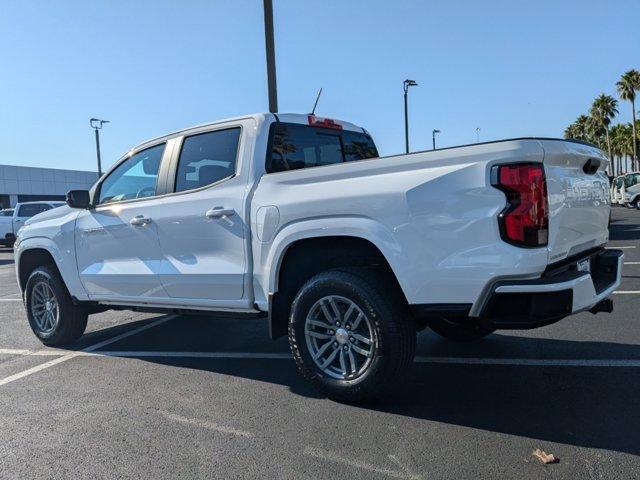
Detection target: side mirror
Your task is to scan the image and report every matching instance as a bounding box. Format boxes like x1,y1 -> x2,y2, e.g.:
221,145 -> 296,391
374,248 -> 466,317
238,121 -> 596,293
66,190 -> 92,209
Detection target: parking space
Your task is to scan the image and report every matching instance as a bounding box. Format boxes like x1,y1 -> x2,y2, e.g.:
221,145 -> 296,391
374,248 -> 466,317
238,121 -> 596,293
1,208 -> 639,479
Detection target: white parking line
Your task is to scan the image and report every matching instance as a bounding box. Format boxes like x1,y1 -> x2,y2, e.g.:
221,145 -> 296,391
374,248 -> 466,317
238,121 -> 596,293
0,315 -> 176,387
6,349 -> 640,367
304,447 -> 422,480
5,347 -> 640,370
0,349 -> 33,355
607,246 -> 637,249
86,351 -> 293,359
159,411 -> 254,438
5,348 -> 640,368
613,291 -> 640,294
625,262 -> 640,265
0,299 -> 22,302
413,357 -> 640,367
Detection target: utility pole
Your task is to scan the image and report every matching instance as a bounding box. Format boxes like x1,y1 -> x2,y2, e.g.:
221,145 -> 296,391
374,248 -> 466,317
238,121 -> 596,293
403,79 -> 418,153
432,129 -> 440,150
90,118 -> 109,177
263,0 -> 278,113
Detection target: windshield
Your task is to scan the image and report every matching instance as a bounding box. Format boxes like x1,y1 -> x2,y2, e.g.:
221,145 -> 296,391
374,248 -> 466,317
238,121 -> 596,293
624,173 -> 640,187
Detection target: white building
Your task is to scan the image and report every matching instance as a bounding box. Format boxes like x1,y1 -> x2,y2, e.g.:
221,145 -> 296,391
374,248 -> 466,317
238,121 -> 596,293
0,164 -> 98,209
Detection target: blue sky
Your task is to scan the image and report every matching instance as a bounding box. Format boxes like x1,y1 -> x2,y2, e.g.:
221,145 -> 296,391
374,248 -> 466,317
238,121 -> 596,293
1,0 -> 638,172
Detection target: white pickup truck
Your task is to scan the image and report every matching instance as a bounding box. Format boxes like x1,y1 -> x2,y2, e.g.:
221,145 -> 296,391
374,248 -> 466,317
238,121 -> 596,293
1,202 -> 65,246
15,113 -> 623,401
0,209 -> 15,246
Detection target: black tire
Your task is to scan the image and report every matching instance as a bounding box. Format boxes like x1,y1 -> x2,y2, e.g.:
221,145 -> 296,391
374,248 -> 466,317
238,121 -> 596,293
429,317 -> 495,341
25,265 -> 88,346
288,269 -> 416,403
634,198 -> 640,210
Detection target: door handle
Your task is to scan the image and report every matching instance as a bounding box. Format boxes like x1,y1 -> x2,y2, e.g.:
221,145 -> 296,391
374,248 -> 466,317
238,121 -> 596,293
130,215 -> 152,226
206,207 -> 235,219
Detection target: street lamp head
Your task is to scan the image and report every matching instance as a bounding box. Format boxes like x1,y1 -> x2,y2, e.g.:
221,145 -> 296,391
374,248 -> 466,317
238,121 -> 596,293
433,129 -> 441,134
90,118 -> 110,129
403,79 -> 418,92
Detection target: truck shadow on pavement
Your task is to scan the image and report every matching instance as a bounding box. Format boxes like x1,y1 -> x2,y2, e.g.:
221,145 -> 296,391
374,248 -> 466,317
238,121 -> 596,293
66,314 -> 640,457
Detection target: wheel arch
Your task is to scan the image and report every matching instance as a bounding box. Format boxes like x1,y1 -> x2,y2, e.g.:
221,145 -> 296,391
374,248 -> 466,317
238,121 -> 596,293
16,238 -> 87,300
17,247 -> 58,293
263,219 -> 410,339
262,217 -> 407,297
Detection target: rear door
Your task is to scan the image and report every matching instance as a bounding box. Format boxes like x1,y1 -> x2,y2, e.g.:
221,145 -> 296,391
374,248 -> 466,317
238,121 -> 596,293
154,122 -> 249,302
75,143 -> 169,299
542,140 -> 611,263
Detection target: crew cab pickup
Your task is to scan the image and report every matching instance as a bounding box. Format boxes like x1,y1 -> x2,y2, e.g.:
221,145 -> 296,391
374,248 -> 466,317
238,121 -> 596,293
15,113 -> 623,401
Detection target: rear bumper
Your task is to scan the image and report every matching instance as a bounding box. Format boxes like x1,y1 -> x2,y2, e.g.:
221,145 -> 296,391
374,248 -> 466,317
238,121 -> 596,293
478,248 -> 623,329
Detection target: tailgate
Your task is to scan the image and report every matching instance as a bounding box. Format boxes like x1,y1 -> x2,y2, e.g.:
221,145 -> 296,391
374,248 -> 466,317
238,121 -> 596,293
541,140 -> 610,263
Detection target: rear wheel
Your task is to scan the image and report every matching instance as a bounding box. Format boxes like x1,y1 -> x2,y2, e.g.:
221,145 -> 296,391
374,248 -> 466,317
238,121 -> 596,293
288,270 -> 416,402
429,318 -> 495,341
25,266 -> 87,346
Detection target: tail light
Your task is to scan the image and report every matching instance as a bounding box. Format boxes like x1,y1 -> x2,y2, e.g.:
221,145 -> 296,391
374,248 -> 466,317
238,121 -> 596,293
491,163 -> 549,247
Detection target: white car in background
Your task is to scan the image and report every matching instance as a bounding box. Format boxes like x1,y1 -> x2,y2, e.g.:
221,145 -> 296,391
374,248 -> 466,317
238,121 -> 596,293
4,201 -> 64,246
620,172 -> 640,207
611,176 -> 621,203
623,182 -> 640,209
0,209 -> 15,246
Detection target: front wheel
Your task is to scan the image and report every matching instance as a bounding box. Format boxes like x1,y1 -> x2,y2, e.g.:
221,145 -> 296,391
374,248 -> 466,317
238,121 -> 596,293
288,270 -> 416,402
25,266 -> 88,346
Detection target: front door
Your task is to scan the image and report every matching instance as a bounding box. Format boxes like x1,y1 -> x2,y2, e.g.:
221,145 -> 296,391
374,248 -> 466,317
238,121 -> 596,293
154,126 -> 247,301
75,143 -> 168,299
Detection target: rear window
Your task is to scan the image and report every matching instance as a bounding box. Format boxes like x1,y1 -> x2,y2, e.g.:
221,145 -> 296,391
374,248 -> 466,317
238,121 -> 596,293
267,123 -> 378,173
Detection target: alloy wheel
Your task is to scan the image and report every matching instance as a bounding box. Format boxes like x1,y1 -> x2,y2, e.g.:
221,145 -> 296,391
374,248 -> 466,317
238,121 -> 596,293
30,281 -> 59,335
304,295 -> 376,380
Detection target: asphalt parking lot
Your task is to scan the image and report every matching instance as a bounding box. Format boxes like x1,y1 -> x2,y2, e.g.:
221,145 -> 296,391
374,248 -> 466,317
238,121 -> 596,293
0,207 -> 639,480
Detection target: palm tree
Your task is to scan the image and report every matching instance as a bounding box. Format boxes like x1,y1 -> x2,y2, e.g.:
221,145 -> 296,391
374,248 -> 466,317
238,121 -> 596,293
611,124 -> 632,173
590,94 -> 618,164
616,69 -> 640,170
565,115 -> 592,142
564,123 -> 578,139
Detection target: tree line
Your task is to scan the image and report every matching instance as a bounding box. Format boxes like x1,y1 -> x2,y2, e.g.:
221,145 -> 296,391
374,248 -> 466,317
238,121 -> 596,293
564,69 -> 639,176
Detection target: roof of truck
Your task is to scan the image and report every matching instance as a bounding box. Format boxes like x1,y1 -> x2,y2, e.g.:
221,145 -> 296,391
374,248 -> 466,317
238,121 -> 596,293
130,113 -> 366,156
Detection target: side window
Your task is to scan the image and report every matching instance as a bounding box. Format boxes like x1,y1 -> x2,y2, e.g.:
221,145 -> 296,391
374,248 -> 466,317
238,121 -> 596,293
174,128 -> 241,193
0,210 -> 13,217
98,144 -> 165,205
18,204 -> 50,217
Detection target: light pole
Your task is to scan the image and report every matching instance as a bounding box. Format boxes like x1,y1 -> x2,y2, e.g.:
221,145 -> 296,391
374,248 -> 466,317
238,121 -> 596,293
403,79 -> 418,154
475,127 -> 480,143
90,118 -> 109,177
263,0 -> 278,113
432,129 -> 441,150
